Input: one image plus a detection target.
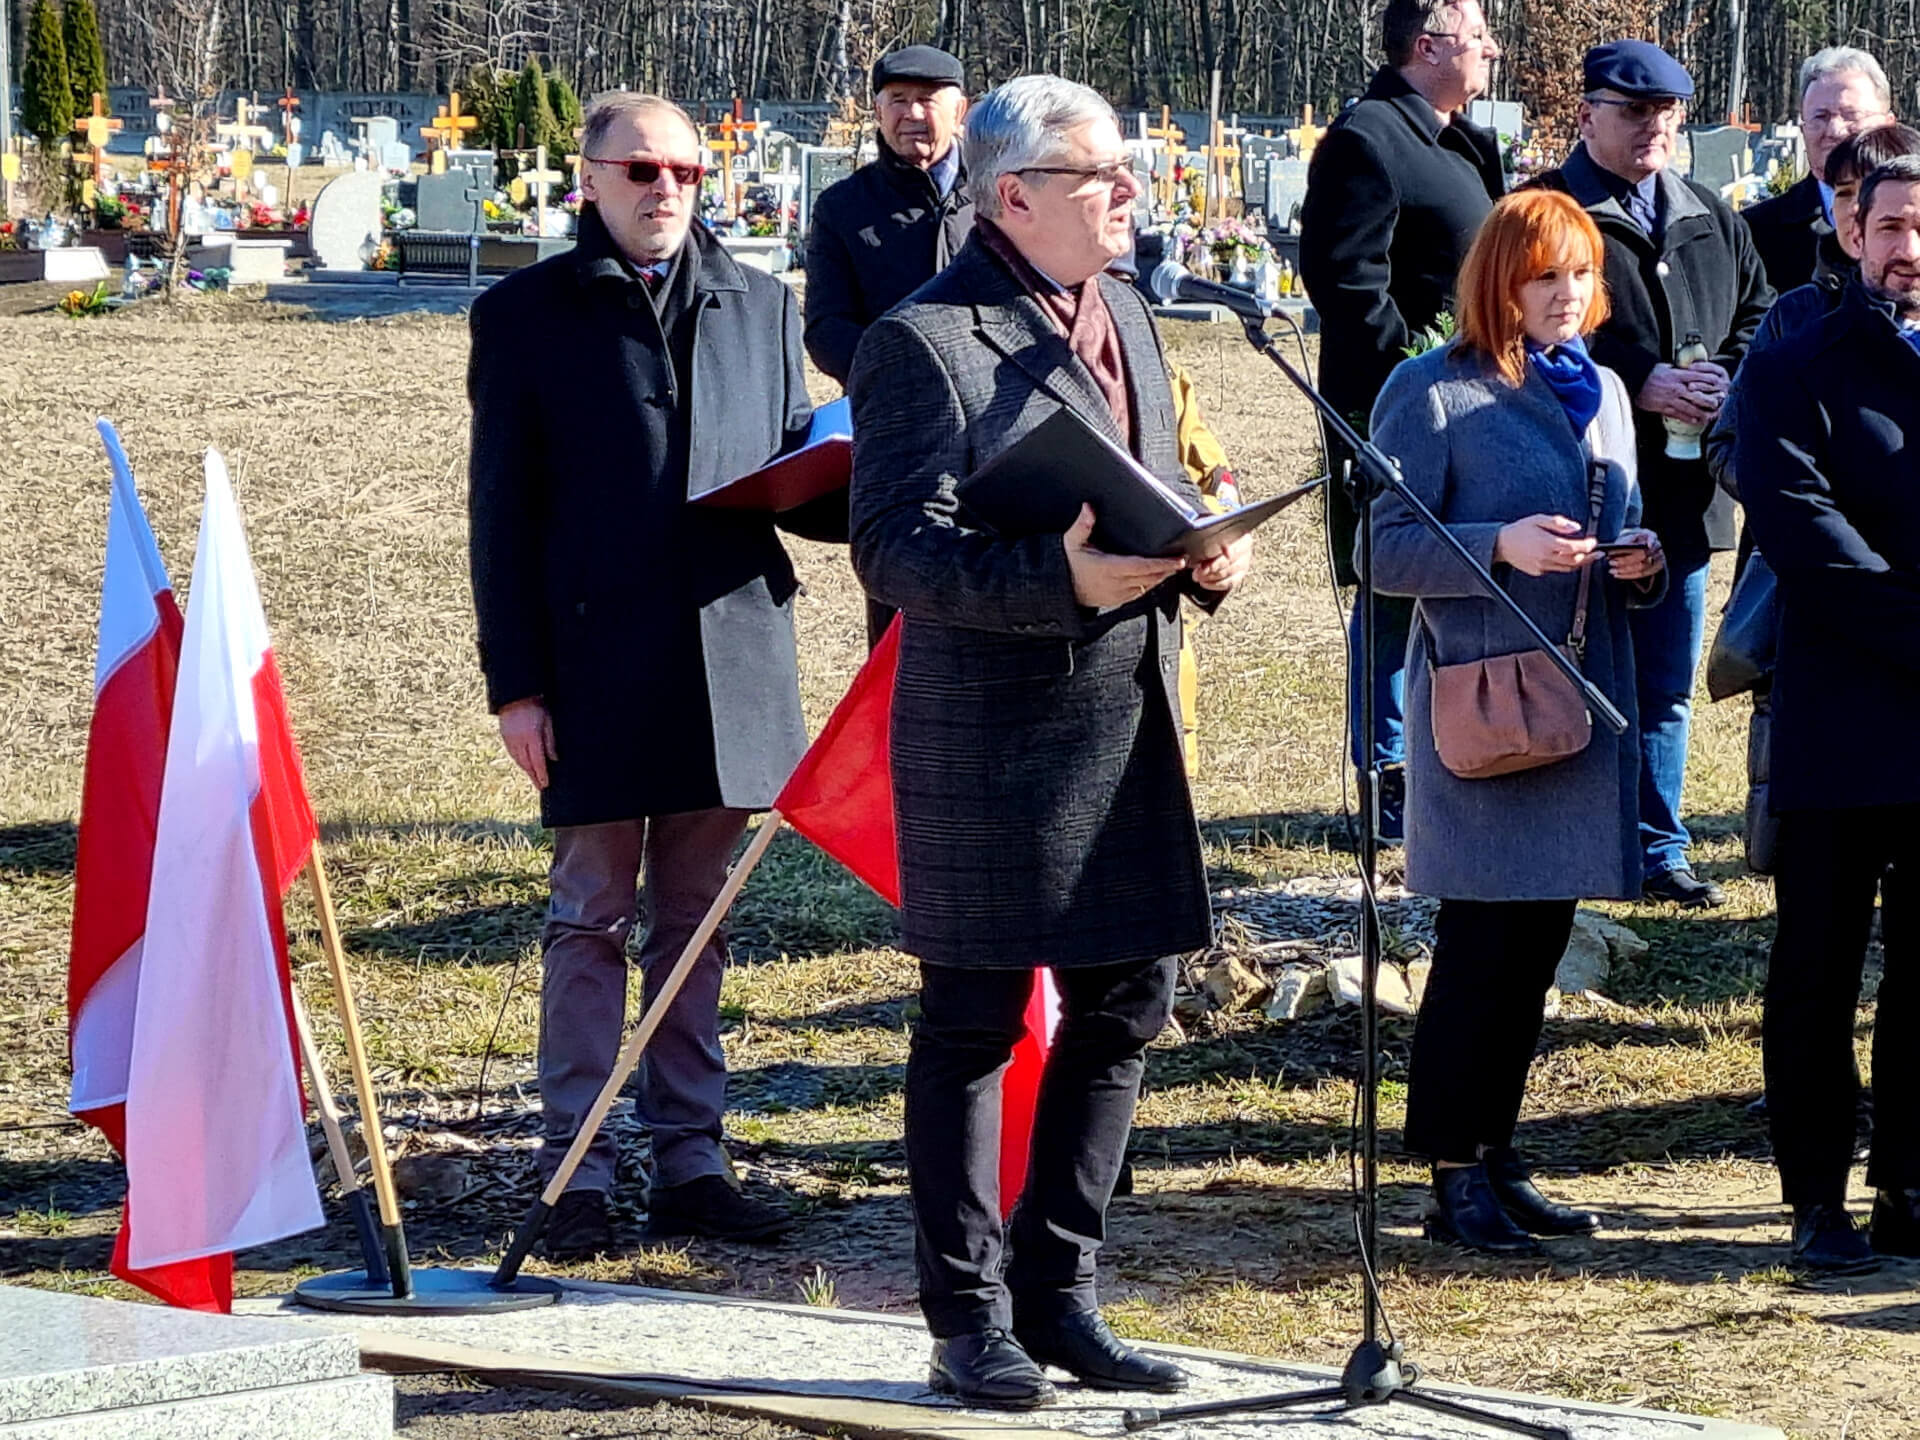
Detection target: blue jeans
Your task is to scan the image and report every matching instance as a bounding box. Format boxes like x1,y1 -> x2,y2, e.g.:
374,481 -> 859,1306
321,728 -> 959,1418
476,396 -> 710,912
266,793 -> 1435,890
1628,558 -> 1710,881
1349,592 -> 1413,771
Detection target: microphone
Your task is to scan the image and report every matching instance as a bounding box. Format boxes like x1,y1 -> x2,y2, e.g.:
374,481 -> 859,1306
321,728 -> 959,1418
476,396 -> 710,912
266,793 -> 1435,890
1149,258 -> 1282,321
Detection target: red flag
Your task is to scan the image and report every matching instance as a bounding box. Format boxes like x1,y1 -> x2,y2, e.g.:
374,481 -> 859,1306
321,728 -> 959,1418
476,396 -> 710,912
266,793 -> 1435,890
68,421 -> 230,1311
774,616 -> 1059,1212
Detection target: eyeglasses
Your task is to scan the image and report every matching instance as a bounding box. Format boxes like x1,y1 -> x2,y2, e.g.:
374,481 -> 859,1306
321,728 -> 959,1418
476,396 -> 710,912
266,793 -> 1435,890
1017,162 -> 1135,189
1587,96 -> 1685,125
1804,107 -> 1890,133
587,156 -> 706,188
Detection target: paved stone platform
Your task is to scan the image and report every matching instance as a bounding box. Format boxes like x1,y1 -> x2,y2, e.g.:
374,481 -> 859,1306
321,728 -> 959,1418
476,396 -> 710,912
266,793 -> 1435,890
0,1284 -> 392,1439
247,1276 -> 1781,1440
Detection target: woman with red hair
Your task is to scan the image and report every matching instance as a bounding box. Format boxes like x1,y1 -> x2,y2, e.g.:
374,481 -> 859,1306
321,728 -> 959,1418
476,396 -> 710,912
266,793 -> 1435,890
1367,189 -> 1667,1255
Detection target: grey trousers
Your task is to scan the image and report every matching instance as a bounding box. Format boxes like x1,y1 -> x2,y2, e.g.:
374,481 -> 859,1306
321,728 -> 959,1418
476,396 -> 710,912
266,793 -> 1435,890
538,809 -> 750,1196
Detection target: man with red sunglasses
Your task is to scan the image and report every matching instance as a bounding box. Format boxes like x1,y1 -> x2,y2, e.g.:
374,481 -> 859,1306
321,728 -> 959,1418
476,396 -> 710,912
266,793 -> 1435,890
467,92 -> 844,1260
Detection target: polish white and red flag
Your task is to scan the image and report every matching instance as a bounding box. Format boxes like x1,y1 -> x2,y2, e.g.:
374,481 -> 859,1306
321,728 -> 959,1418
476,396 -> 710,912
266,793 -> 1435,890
67,420 -> 236,1309
116,448 -> 323,1285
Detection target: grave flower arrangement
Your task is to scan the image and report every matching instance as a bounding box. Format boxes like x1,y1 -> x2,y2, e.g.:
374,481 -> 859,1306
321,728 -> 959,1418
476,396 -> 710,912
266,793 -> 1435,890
58,282 -> 114,318
91,195 -> 132,231
0,220 -> 18,252
1202,216 -> 1270,269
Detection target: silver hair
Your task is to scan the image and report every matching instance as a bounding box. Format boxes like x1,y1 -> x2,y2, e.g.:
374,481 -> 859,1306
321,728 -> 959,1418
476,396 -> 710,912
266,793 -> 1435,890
1799,46 -> 1891,111
579,92 -> 698,156
963,75 -> 1118,220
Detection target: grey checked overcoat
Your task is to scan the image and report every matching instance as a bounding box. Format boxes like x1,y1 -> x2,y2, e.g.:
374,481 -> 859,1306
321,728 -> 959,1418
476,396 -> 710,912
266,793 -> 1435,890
847,233 -> 1219,970
1368,342 -> 1661,902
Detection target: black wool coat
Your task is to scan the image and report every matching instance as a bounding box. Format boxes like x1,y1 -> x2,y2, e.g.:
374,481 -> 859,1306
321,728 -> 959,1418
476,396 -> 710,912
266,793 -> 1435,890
467,208 -> 842,828
1742,174 -> 1848,295
1297,68 -> 1506,582
1735,283 -> 1920,815
1528,146 -> 1774,568
847,234 -> 1219,970
804,142 -> 974,384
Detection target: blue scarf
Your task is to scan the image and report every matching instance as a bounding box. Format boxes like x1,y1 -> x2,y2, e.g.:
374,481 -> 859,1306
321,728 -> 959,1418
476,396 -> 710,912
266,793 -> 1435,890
1527,335 -> 1603,436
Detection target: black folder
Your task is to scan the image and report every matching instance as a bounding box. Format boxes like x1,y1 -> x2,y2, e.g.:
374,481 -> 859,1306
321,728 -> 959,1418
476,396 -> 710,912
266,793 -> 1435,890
956,408 -> 1323,560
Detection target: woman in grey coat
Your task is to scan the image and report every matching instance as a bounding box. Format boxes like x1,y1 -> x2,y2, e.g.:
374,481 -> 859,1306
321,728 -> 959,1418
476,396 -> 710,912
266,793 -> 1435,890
1368,191 -> 1667,1255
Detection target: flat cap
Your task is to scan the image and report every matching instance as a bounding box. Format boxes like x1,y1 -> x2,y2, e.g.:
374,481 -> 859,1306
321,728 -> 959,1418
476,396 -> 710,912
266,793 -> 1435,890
1583,40 -> 1695,100
872,45 -> 964,93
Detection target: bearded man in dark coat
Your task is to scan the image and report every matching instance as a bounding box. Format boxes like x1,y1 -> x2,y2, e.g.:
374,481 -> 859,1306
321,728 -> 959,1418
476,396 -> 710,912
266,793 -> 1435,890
467,93 -> 841,1260
848,75 -> 1252,1411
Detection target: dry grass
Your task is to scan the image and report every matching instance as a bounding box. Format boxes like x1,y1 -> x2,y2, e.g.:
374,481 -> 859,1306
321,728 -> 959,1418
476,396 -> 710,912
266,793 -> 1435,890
0,298 -> 1909,1440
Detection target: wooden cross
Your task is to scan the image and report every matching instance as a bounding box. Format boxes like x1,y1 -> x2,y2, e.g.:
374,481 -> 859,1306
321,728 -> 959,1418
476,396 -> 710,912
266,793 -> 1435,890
520,144 -> 565,236
711,99 -> 760,217
216,95 -> 273,153
421,91 -> 479,152
277,86 -> 301,142
1199,119 -> 1240,228
1145,104 -> 1185,216
71,93 -> 123,187
1286,103 -> 1326,160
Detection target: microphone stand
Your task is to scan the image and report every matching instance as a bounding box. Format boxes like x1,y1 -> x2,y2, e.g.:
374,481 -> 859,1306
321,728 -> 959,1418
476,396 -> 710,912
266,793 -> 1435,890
1121,311 -> 1625,1440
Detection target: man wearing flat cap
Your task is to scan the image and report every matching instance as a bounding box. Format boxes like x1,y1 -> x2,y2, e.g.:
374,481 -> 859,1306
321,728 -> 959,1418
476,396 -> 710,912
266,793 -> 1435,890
1529,40 -> 1772,909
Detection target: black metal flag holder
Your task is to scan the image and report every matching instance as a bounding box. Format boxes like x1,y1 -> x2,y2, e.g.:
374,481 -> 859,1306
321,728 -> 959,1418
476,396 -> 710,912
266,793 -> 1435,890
1119,312 -> 1625,1439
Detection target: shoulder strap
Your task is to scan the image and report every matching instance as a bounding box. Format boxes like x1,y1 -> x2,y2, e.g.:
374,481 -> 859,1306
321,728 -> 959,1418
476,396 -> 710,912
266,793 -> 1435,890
1567,456 -> 1608,662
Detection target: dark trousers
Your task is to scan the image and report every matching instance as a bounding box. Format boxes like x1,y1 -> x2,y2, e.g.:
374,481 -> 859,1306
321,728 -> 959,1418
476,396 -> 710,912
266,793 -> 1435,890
905,956 -> 1176,1337
538,809 -> 750,1195
1764,806 -> 1920,1207
1404,899 -> 1578,1163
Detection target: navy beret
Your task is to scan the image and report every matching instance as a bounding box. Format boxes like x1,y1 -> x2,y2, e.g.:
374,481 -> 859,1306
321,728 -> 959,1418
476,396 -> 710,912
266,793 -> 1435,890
1583,40 -> 1695,100
872,45 -> 965,93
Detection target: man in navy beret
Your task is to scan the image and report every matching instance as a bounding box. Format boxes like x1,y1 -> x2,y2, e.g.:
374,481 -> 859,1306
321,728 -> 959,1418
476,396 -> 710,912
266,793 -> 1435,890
1528,41 -> 1773,909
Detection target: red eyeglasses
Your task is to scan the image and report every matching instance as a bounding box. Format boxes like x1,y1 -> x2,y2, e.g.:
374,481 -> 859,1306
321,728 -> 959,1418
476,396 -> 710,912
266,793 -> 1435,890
588,156 -> 707,188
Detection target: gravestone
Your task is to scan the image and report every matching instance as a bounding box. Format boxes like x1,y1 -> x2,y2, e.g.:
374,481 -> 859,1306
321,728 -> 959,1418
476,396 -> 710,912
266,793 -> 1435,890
1265,157 -> 1310,232
309,169 -> 386,270
1468,99 -> 1525,148
319,129 -> 352,167
799,146 -> 856,234
0,1283 -> 391,1438
416,171 -> 487,232
1687,125 -> 1751,189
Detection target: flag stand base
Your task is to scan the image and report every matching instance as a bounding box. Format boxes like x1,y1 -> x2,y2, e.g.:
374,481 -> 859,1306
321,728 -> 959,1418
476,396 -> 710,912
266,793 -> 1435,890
294,1267 -> 562,1315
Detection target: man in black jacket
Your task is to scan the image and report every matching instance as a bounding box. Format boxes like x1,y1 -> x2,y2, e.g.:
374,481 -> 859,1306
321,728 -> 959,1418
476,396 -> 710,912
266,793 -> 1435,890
1738,157 -> 1920,1273
1742,47 -> 1894,293
805,44 -> 971,386
1529,41 -> 1773,908
1298,0 -> 1504,842
468,93 -> 842,1259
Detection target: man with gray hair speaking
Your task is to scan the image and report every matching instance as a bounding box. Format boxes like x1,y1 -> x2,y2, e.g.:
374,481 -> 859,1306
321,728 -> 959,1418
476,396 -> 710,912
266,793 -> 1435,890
1744,46 -> 1897,293
849,74 -> 1252,1409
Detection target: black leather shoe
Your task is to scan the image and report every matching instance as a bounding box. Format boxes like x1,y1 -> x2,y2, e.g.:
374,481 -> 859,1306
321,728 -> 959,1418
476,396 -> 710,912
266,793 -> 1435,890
1483,1148 -> 1602,1237
1376,765 -> 1406,845
1791,1202 -> 1881,1274
929,1330 -> 1057,1409
1870,1189 -> 1920,1258
1424,1165 -> 1541,1256
543,1188 -> 613,1261
647,1173 -> 791,1242
1015,1310 -> 1189,1393
1643,869 -> 1726,908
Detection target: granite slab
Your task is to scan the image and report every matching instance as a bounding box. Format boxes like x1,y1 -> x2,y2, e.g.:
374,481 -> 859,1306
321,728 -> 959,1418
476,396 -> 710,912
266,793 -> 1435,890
0,1373 -> 391,1440
0,1285 -> 359,1424
249,1277 -> 1783,1440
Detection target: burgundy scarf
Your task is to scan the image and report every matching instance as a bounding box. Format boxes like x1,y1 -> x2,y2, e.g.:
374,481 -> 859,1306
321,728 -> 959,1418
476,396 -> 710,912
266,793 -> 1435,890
976,219 -> 1132,447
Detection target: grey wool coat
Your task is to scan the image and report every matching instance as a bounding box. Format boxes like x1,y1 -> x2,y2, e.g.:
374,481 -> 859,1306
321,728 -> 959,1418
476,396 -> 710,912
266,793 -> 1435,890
847,233 -> 1218,970
1368,343 -> 1658,902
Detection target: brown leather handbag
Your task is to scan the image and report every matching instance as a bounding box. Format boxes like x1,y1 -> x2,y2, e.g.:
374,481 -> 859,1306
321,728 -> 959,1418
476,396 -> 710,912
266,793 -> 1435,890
1426,461 -> 1608,781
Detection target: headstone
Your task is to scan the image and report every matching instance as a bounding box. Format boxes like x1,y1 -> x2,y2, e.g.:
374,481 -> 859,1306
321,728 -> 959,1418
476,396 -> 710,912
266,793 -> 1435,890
308,170 -> 386,270
228,238 -> 292,283
1687,125 -> 1751,189
1265,157 -> 1310,232
416,171 -> 485,232
799,146 -> 856,233
319,129 -> 352,167
0,1283 -> 392,1438
1468,98 -> 1526,148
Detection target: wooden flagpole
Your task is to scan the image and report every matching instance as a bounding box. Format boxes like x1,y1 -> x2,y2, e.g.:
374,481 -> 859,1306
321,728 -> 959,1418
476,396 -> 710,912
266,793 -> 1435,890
492,813 -> 786,1286
306,841 -> 413,1296
289,988 -> 389,1286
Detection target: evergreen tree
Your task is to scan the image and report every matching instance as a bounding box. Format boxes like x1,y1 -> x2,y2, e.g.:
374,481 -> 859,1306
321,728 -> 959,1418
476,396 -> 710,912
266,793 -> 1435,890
546,73 -> 583,155
462,63 -> 513,156
20,0 -> 72,147
511,56 -> 560,158
63,0 -> 109,123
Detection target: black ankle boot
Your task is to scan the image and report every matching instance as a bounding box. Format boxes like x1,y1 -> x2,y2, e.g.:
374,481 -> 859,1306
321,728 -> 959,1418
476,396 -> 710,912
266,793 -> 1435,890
1869,1188 -> 1920,1258
1425,1165 -> 1541,1256
1483,1148 -> 1602,1237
